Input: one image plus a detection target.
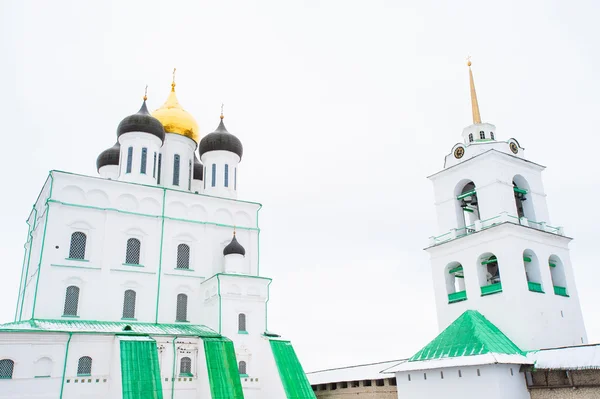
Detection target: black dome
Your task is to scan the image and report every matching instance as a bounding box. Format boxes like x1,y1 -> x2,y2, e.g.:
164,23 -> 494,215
117,100 -> 165,142
199,119 -> 243,160
193,155 -> 203,181
223,234 -> 245,256
96,142 -> 120,171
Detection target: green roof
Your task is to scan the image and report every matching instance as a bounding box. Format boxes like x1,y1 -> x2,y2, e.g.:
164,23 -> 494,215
409,310 -> 523,362
0,319 -> 220,337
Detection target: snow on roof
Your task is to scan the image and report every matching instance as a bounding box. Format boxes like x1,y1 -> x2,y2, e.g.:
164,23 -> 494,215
528,344 -> 600,370
306,360 -> 404,385
383,353 -> 531,373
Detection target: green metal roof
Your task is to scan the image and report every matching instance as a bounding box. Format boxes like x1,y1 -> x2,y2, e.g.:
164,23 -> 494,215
0,319 -> 220,337
409,310 -> 523,362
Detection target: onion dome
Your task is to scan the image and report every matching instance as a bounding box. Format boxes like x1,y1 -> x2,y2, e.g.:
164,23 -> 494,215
96,142 -> 120,171
117,99 -> 165,142
223,232 -> 245,256
199,116 -> 243,160
193,155 -> 203,181
152,80 -> 199,144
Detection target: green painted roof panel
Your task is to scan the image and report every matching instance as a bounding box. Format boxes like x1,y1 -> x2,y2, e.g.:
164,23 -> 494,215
409,310 -> 523,362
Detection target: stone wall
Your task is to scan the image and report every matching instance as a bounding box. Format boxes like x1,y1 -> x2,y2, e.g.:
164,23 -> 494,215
528,369 -> 600,399
312,378 -> 397,399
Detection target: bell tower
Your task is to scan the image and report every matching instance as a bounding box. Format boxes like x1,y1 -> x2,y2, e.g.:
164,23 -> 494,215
425,60 -> 587,351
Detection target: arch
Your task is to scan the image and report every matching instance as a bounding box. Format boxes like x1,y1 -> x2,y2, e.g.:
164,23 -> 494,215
125,238 -> 141,265
455,180 -> 480,231
445,262 -> 467,303
77,356 -> 92,376
86,189 -> 110,208
188,205 -> 208,221
214,208 -> 233,225
238,313 -> 247,332
0,359 -> 14,379
34,356 -> 53,377
523,250 -> 544,293
69,232 -> 87,260
139,197 -> 161,215
234,211 -> 253,229
168,201 -> 188,219
176,293 -> 188,322
513,175 -> 536,221
227,284 -> 241,295
180,357 -> 192,375
549,255 -> 569,297
176,244 -> 190,269
122,290 -> 136,319
478,253 -> 503,295
238,360 -> 247,375
63,285 -> 80,316
116,194 -> 138,212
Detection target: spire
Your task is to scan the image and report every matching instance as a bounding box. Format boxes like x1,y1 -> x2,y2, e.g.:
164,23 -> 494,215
220,103 -> 225,120
467,58 -> 482,124
171,67 -> 176,91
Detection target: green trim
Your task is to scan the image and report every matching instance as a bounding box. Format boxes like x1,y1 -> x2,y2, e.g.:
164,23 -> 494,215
513,186 -> 528,195
59,333 -> 72,399
481,256 -> 498,265
257,203 -> 262,275
238,330 -> 249,335
549,262 -> 557,268
121,318 -> 137,321
179,373 -> 193,377
122,263 -> 144,267
15,210 -> 34,321
31,195 -> 53,319
65,258 -> 90,262
171,337 -> 177,399
528,282 -> 544,293
265,279 -> 272,331
35,375 -> 51,378
155,189 -> 166,324
448,291 -> 467,303
457,189 -> 476,200
239,373 -> 248,377
216,275 -> 222,334
51,264 -> 101,271
19,205 -> 37,321
448,266 -> 463,274
523,256 -> 532,263
77,373 -> 91,377
174,268 -> 195,271
481,283 -> 503,296
554,286 -> 569,297
164,273 -> 205,279
110,268 -> 156,275
61,315 -> 80,318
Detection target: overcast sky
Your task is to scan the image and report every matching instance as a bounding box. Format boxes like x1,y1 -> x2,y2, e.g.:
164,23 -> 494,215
1,0 -> 599,372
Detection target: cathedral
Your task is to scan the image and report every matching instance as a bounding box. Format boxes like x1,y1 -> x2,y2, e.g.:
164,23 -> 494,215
307,62 -> 600,398
0,74 -> 315,399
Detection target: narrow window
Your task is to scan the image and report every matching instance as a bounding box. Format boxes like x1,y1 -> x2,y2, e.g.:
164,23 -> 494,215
238,361 -> 247,375
69,232 -> 87,260
180,357 -> 192,375
351,380 -> 360,387
424,373 -> 427,380
468,133 -> 473,142
173,154 -> 180,186
224,164 -> 229,187
479,131 -> 485,139
188,160 -> 192,190
203,166 -> 206,189
238,313 -> 247,332
510,368 -> 514,376
153,152 -> 157,178
330,383 -> 337,390
407,374 -> 411,381
388,378 -> 397,386
176,293 -> 188,322
477,369 -> 481,376
77,356 -> 92,376
63,286 -> 80,316
125,238 -> 141,265
363,380 -> 372,386
126,147 -> 133,173
491,132 -> 495,140
0,359 -> 14,379
234,167 -> 237,190
340,381 -> 348,388
458,370 -> 462,377
375,379 -> 384,386
211,164 -> 216,187
440,371 -> 444,379
176,244 -> 190,269
157,154 -> 162,184
140,148 -> 147,174
122,290 -> 136,319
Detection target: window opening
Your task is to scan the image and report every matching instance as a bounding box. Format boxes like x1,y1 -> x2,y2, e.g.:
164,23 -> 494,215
157,154 -> 162,184
330,383 -> 337,390
477,369 -> 481,376
203,166 -> 206,189
513,181 -> 527,219
457,181 -> 480,230
140,148 -> 147,174
238,313 -> 247,332
234,167 -> 237,190
176,244 -> 190,269
224,164 -> 229,187
173,154 -> 180,186
491,132 -> 495,140
63,286 -> 80,316
468,133 -> 473,142
446,262 -> 466,303
407,374 -> 411,381
340,381 -> 348,388
375,379 -> 384,386
424,373 -> 427,380
440,371 -> 444,379
481,254 -> 501,286
238,361 -> 247,375
458,370 -> 462,377
479,131 -> 485,139
125,238 -> 141,265
549,255 -> 568,297
153,152 -> 157,178
510,368 -> 514,376
211,164 -> 216,187
512,176 -> 535,222
122,290 -> 136,319
188,160 -> 192,190
69,232 -> 87,260
0,359 -> 14,379
351,381 -> 360,387
77,356 -> 92,376
524,251 -> 543,293
180,357 -> 192,375
176,293 -> 188,322
388,377 -> 397,386
126,147 -> 133,173
363,380 -> 372,386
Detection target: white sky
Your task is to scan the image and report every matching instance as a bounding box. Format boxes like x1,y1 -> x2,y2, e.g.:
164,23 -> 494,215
1,0 -> 599,373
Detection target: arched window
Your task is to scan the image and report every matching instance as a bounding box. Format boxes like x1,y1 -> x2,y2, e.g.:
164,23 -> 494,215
180,357 -> 192,375
549,255 -> 569,297
153,152 -> 157,178
224,164 -> 229,187
69,232 -> 87,260
456,181 -> 480,232
478,253 -> 502,296
176,244 -> 190,269
238,361 -> 247,375
140,148 -> 147,174
188,159 -> 192,191
490,132 -> 495,140
0,359 -> 14,379
122,290 -> 136,319
238,313 -> 247,332
77,356 -> 92,376
173,154 -> 181,186
479,131 -> 485,139
234,167 -> 237,190
211,164 -> 216,187
34,357 -> 52,378
176,294 -> 188,322
125,238 -> 141,265
468,133 -> 473,143
126,147 -> 133,173
513,175 -> 535,222
445,262 -> 467,303
63,286 -> 80,316
523,250 -> 543,293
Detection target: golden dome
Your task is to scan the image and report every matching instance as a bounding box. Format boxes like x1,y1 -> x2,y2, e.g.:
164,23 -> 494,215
152,82 -> 200,143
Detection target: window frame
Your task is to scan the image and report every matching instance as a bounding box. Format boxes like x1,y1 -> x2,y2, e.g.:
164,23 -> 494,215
211,164 -> 216,187
126,147 -> 133,174
176,293 -> 188,322
224,164 -> 229,187
479,131 -> 485,139
63,285 -> 80,316
68,231 -> 87,260
125,238 -> 142,265
140,147 -> 147,174
176,243 -> 191,270
0,359 -> 14,379
180,357 -> 192,376
238,360 -> 247,376
173,154 -> 181,186
157,153 -> 162,184
77,356 -> 92,376
468,133 -> 473,143
122,289 -> 137,319
238,313 -> 247,333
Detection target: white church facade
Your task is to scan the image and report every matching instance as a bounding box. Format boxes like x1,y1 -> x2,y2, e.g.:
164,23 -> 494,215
0,76 -> 315,399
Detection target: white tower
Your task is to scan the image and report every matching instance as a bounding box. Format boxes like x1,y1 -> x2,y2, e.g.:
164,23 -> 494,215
426,61 -> 587,351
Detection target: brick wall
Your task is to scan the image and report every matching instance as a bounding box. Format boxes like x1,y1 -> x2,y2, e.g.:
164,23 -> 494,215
312,377 -> 397,399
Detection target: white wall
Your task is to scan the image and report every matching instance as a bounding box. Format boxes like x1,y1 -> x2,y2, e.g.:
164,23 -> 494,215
200,150 -> 241,200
